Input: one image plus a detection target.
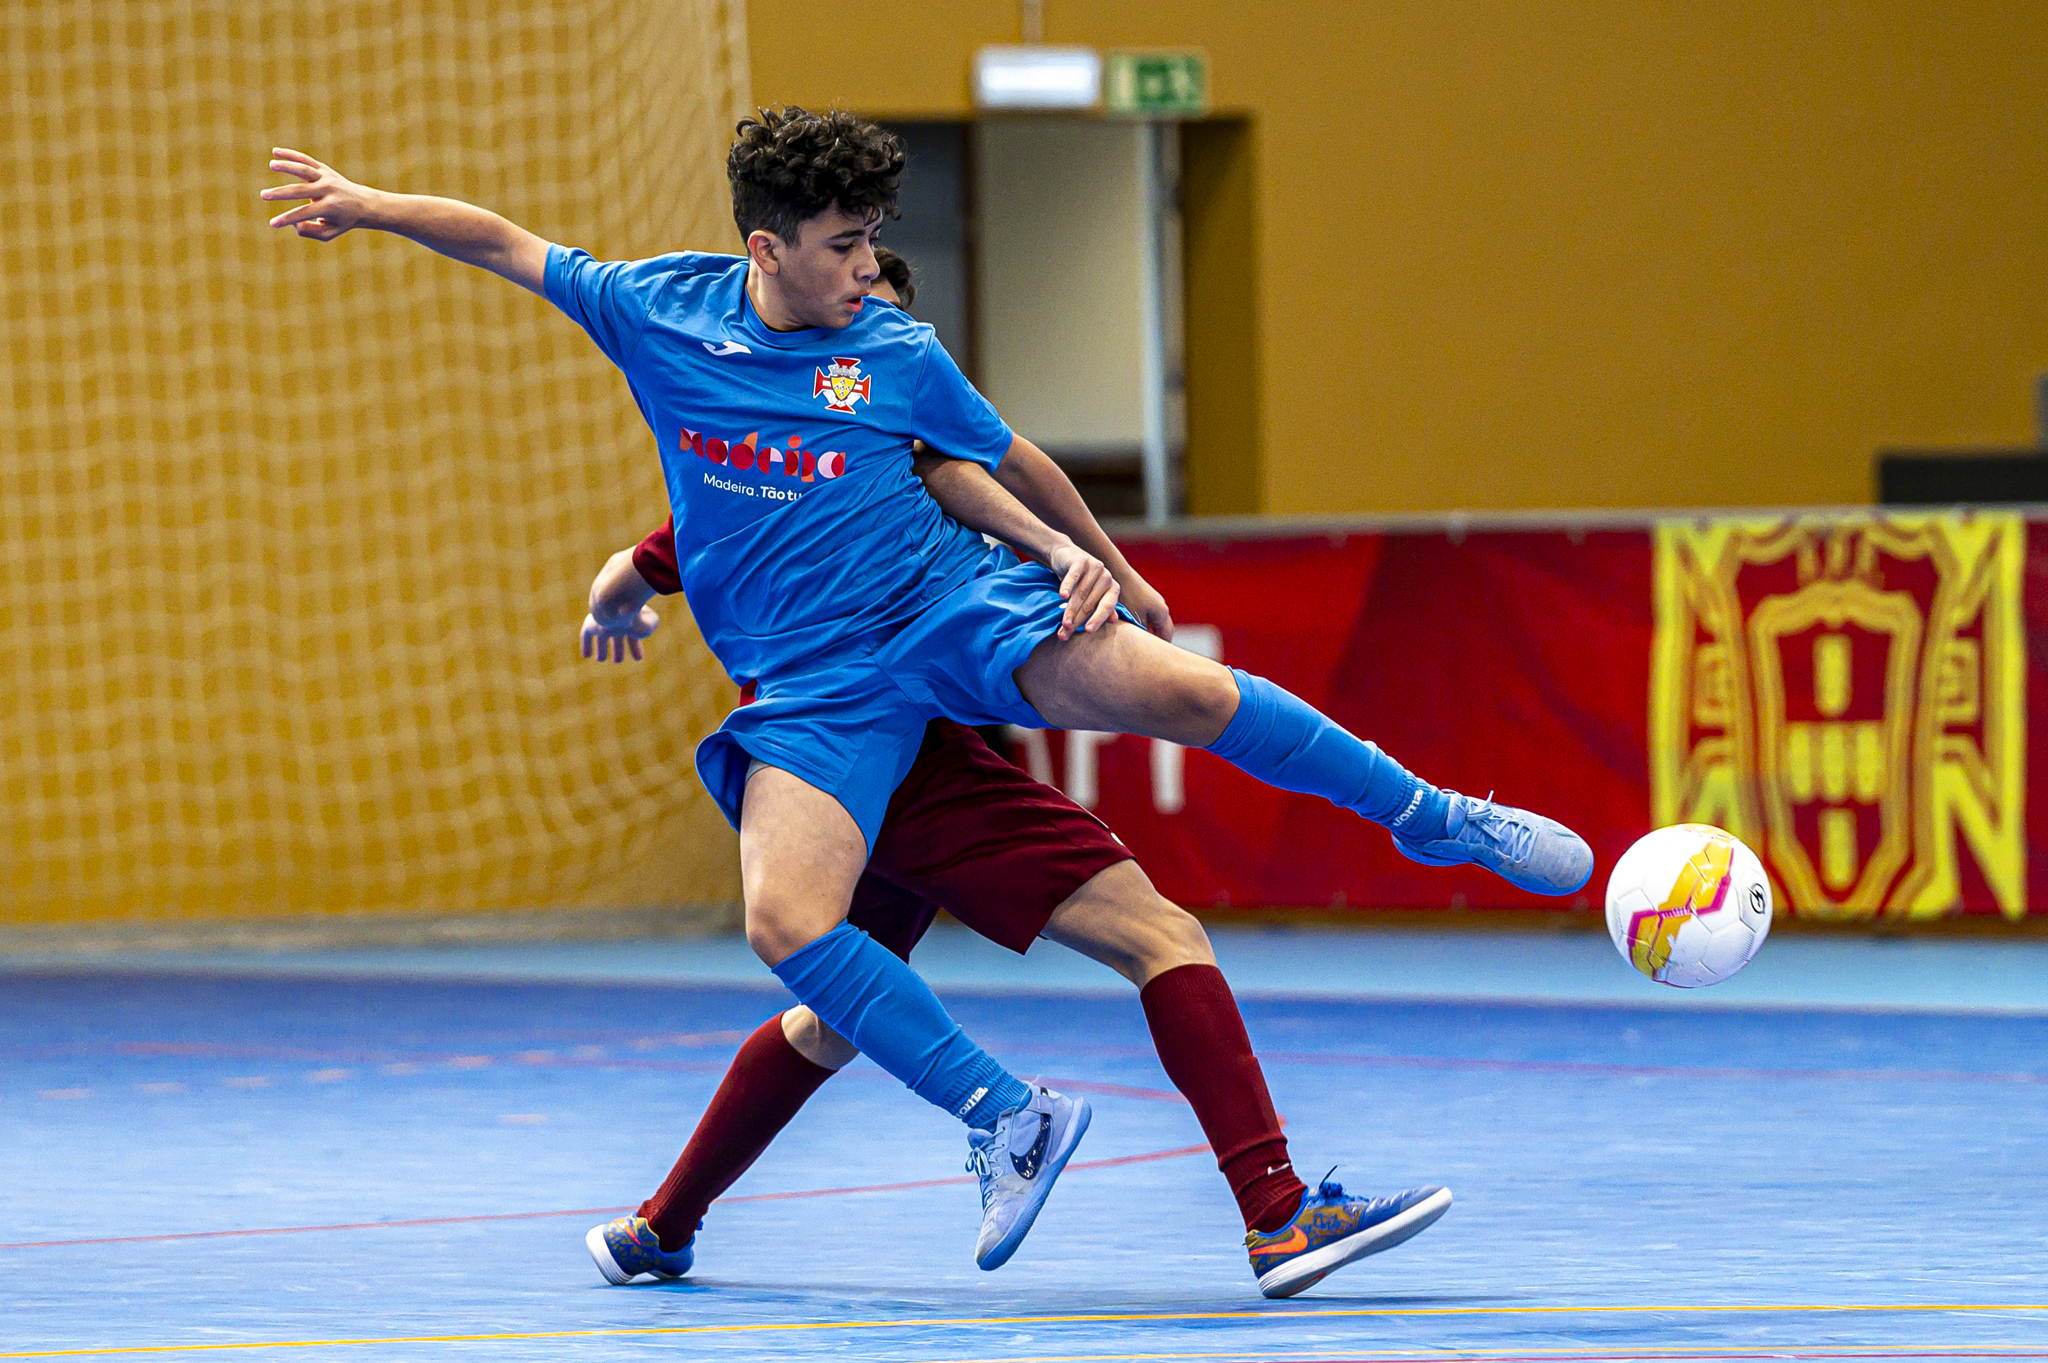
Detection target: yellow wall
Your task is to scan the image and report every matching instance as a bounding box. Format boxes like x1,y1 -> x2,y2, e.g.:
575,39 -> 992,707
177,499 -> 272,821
751,2 -> 2048,514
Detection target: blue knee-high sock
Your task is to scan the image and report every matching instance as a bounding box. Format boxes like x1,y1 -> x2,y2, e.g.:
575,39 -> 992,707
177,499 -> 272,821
1206,668 -> 1453,840
770,923 -> 1030,1130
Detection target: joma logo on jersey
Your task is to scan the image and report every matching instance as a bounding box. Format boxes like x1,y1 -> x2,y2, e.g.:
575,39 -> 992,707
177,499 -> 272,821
682,426 -> 846,481
813,357 -> 872,414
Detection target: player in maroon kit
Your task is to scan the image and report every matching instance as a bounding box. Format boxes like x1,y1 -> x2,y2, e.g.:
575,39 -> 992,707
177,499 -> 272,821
573,250 -> 1449,1299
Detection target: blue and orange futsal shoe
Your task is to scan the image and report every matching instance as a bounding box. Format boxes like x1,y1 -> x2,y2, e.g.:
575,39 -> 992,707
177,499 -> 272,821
1246,1178 -> 1452,1299
1392,791 -> 1593,896
968,1082 -> 1092,1270
584,1216 -> 694,1285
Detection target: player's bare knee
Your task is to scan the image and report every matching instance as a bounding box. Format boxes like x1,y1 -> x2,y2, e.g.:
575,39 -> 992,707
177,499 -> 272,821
1163,900 -> 1216,965
1131,638 -> 1239,745
1181,661 -> 1241,744
743,912 -> 789,966
1135,898 -> 1216,983
1048,864 -> 1217,986
744,892 -> 830,967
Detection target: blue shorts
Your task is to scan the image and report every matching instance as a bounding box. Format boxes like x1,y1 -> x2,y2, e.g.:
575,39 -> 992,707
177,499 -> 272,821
695,549 -> 1130,852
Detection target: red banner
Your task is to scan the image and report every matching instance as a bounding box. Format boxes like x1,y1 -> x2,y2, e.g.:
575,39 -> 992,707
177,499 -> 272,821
1006,512 -> 2037,922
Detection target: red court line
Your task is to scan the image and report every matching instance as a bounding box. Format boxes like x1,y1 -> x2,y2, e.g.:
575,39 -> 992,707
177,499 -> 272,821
21,1036 -> 2042,1088
1255,1049 -> 2048,1086
2,1031 -> 747,1064
0,1143 -> 1210,1251
1004,1040 -> 2047,1087
1043,1077 -> 1191,1103
114,1041 -> 724,1072
8,1040 -> 730,1076
12,1043 -> 1203,1093
9,1041 -> 1195,1096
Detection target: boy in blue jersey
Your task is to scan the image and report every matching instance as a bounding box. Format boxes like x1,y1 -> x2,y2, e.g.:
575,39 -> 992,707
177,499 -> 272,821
262,109 -> 1592,1272
576,258 -> 1451,1300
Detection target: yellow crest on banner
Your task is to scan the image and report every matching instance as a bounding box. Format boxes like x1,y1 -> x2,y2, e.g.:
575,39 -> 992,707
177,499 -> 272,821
1651,513 -> 2025,920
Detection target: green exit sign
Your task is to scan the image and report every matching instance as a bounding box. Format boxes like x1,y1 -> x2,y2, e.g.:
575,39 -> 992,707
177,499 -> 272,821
1104,50 -> 1209,118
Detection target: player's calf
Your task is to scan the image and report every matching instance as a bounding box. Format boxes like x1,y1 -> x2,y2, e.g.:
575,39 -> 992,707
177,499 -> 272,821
741,765 -> 1043,1134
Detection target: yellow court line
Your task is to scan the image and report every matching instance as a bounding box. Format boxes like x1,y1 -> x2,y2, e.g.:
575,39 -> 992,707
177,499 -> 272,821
6,1303 -> 2048,1360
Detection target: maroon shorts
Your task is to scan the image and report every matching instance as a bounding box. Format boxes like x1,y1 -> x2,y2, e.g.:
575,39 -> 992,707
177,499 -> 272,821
848,720 -> 1133,961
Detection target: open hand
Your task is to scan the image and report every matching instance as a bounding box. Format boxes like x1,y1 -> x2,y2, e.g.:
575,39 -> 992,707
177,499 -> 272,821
260,148 -> 378,241
580,605 -> 661,663
1047,540 -> 1120,640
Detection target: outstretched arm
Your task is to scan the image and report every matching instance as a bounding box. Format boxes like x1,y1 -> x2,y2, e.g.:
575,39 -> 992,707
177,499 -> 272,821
260,147 -> 549,296
917,434 -> 1175,637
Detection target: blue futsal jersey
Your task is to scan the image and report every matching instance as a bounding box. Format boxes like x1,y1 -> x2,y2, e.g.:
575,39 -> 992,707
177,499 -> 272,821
544,245 -> 1014,684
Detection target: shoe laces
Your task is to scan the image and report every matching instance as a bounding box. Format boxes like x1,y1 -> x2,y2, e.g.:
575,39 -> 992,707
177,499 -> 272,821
1312,1164 -> 1346,1202
965,1128 -> 1008,1208
1457,791 -> 1534,861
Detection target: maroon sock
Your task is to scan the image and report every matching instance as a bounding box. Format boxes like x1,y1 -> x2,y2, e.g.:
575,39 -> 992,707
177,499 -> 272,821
1140,962 -> 1309,1235
638,1012 -> 835,1251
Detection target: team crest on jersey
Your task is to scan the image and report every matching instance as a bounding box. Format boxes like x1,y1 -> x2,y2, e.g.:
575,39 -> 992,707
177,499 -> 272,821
813,357 -> 873,414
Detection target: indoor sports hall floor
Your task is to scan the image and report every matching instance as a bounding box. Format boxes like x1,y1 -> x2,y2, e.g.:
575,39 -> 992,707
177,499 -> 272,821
5,926 -> 2047,1363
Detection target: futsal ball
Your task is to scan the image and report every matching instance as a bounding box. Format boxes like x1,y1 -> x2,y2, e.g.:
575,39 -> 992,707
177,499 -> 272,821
1604,824 -> 1772,988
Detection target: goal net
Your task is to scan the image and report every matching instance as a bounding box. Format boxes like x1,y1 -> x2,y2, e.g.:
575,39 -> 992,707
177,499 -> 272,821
1,0 -> 751,932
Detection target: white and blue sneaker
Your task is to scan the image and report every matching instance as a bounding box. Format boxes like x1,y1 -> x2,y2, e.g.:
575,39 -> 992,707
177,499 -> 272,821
585,1215 -> 695,1284
1393,790 -> 1593,896
967,1082 -> 1091,1270
1247,1178 -> 1452,1299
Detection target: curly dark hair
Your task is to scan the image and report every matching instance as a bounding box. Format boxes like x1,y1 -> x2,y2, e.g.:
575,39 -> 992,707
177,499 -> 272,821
873,245 -> 915,308
728,106 -> 905,246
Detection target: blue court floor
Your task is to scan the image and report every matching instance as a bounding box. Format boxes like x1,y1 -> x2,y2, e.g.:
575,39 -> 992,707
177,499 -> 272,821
4,927 -> 2047,1362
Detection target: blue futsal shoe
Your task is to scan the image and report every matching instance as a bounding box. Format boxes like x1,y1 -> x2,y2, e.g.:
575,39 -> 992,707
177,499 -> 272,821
585,1216 -> 694,1285
1246,1178 -> 1453,1299
968,1082 -> 1092,1270
1392,790 -> 1593,896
